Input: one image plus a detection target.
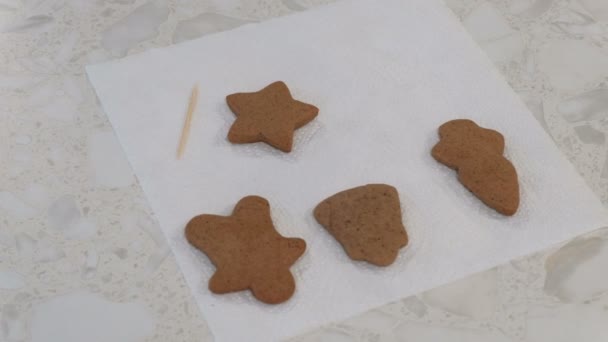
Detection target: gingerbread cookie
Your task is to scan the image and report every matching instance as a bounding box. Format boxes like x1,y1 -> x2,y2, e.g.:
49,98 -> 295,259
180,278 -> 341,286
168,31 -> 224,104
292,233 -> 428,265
314,184 -> 409,267
185,196 -> 306,304
226,81 -> 319,152
431,119 -> 519,216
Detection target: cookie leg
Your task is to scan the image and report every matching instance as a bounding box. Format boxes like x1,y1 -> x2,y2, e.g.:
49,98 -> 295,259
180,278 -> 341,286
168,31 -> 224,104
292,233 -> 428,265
250,270 -> 296,304
209,268 -> 250,294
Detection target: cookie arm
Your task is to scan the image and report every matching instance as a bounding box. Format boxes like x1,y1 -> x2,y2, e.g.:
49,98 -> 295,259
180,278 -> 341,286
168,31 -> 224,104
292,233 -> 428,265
280,238 -> 306,267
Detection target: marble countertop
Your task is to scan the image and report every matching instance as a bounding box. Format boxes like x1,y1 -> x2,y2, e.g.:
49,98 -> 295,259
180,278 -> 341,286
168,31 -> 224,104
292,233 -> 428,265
1,0 -> 608,341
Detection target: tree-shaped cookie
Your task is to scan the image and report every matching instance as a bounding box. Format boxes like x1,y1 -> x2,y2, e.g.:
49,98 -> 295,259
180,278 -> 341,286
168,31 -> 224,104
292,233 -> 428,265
226,81 -> 319,152
431,119 -> 519,216
314,184 -> 409,266
185,196 -> 306,304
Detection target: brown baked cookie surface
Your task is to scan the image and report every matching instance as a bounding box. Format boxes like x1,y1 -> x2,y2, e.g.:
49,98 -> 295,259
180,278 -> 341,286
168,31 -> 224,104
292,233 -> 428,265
314,184 -> 409,267
431,119 -> 519,216
185,196 -> 306,304
226,81 -> 319,152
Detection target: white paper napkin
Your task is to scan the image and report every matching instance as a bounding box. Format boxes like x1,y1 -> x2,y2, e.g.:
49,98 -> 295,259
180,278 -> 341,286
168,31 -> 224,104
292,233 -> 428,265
86,0 -> 608,340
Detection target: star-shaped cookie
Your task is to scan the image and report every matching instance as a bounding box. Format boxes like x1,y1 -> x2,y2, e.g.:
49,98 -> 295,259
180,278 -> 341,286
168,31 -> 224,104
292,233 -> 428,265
226,81 -> 319,152
185,196 -> 306,304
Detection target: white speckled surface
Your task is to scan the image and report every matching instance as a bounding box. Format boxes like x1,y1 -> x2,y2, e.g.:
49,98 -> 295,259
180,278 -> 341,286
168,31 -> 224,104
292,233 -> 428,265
1,0 -> 608,341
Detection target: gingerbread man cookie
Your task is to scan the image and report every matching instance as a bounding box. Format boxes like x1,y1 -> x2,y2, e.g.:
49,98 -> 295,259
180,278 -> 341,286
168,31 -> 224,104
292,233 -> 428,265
185,196 -> 306,304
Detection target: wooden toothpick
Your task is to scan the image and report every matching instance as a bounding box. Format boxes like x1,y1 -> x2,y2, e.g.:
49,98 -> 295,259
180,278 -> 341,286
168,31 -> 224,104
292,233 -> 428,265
177,84 -> 199,159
